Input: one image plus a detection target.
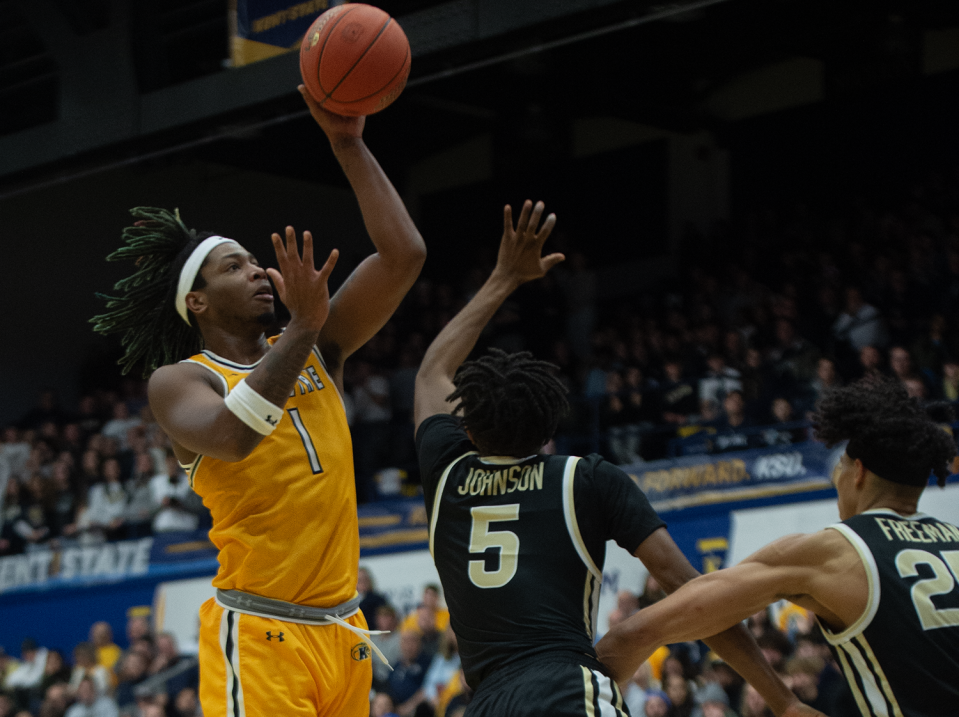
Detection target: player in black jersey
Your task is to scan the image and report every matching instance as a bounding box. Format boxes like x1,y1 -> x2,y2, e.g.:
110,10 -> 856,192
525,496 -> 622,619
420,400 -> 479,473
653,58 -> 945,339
598,378 -> 959,717
413,200 -> 821,717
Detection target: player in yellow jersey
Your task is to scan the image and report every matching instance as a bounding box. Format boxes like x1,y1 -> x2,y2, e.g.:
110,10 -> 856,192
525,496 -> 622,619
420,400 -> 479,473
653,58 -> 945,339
92,86 -> 426,717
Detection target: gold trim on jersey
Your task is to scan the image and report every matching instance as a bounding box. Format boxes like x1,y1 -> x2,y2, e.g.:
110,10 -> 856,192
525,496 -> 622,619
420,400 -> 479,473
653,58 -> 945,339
581,666 -> 597,717
855,635 -> 903,717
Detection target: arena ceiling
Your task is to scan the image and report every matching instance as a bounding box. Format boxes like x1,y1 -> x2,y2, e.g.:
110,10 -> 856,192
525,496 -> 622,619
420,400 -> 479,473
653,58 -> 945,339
1,0 -> 959,198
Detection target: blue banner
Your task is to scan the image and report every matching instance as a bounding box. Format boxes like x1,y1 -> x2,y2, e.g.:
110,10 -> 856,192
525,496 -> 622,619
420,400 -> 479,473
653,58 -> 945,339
231,0 -> 347,66
625,441 -> 847,513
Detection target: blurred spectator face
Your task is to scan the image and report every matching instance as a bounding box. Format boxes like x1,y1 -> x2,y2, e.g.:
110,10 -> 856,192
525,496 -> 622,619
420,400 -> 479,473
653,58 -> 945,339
141,705 -> 165,717
702,702 -> 726,717
416,605 -> 437,634
706,355 -> 725,374
40,421 -> 58,440
90,621 -> 113,647
663,664 -> 689,705
375,607 -> 397,632
664,362 -> 682,383
772,398 -> 793,423
903,378 -> 926,399
120,652 -> 148,681
889,347 -> 911,379
644,695 -> 669,717
81,450 -> 100,475
399,630 -> 422,663
44,650 -> 64,675
859,346 -> 881,371
700,400 -> 719,422
174,688 -> 199,717
74,643 -> 97,668
371,692 -> 395,717
624,367 -> 642,388
816,358 -> 836,384
423,586 -> 440,610
775,320 -> 795,346
102,458 -> 121,484
745,348 -> 763,369
945,362 -> 959,382
135,453 -> 154,476
723,392 -> 745,418
845,287 -> 864,314
156,634 -> 178,660
127,615 -> 151,643
131,638 -> 155,662
357,567 -> 372,595
606,372 -> 623,394
76,679 -> 96,706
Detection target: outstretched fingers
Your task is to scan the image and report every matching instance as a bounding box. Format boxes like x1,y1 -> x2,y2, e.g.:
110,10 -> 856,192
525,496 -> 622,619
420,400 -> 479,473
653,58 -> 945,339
318,248 -> 339,281
515,200 -> 533,235
265,268 -> 286,303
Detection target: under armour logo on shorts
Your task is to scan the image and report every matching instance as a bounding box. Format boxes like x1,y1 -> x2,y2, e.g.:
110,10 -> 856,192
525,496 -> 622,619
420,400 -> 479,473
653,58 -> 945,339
265,631 -> 284,641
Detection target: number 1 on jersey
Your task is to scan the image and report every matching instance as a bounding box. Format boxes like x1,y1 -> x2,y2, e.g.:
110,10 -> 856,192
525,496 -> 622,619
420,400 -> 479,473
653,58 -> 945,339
468,504 -> 520,589
288,408 -> 323,474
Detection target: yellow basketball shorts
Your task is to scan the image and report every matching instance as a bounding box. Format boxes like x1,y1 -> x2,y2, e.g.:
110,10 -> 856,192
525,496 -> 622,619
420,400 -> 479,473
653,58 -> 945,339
198,598 -> 373,717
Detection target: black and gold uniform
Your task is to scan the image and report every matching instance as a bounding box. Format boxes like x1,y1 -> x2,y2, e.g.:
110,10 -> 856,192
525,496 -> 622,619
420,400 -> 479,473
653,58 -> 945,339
417,414 -> 665,717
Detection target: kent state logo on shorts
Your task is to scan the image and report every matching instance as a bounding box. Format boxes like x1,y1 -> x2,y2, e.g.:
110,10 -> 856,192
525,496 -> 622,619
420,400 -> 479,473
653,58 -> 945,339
351,643 -> 371,661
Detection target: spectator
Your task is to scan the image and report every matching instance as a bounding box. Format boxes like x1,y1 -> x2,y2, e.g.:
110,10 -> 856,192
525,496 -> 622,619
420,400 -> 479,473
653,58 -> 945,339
387,630 -> 431,717
113,653 -> 149,709
352,361 -> 393,502
125,612 -> 151,646
400,584 -> 450,639
691,682 -> 735,717
622,661 -> 655,717
123,453 -> 156,538
1,427 -> 31,482
371,606 -> 402,692
371,692 -> 400,717
833,286 -> 888,353
711,391 -> 756,453
0,647 -> 20,686
762,398 -> 806,446
422,626 -> 460,708
64,678 -> 118,717
857,344 -> 884,381
171,687 -> 200,717
740,684 -> 774,717
49,462 -> 80,541
38,650 -> 71,698
88,623 -> 120,674
100,404 -> 140,452
78,458 -> 128,543
357,566 -> 387,621
15,474 -> 53,549
784,656 -> 829,713
664,673 -> 695,717
943,360 -> 959,401
698,354 -> 743,406
659,360 -> 699,425
69,643 -> 111,698
808,357 -> 841,407
37,682 -> 71,717
643,689 -> 671,717
150,453 -> 199,533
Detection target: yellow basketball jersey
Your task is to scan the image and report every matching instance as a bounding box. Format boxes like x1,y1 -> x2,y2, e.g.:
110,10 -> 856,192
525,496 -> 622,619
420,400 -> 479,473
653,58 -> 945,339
183,339 -> 358,608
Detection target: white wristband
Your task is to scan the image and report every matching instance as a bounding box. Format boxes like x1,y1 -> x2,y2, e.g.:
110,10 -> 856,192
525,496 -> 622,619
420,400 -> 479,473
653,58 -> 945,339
224,379 -> 284,436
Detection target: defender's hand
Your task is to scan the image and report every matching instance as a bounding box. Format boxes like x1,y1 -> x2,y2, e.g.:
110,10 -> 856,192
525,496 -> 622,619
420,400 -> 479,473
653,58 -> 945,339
492,200 -> 563,287
267,226 -> 339,333
298,84 -> 365,144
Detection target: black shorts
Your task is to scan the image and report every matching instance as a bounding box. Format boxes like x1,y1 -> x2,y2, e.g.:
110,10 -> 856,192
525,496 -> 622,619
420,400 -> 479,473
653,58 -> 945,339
465,658 -> 629,717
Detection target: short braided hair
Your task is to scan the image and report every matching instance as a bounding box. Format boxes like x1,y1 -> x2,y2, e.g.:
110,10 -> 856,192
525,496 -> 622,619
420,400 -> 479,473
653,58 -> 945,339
448,348 -> 569,455
814,377 -> 957,487
91,207 -> 213,377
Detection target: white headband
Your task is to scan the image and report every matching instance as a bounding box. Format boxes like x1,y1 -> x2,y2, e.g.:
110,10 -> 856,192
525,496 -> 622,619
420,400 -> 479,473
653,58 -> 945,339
175,235 -> 237,324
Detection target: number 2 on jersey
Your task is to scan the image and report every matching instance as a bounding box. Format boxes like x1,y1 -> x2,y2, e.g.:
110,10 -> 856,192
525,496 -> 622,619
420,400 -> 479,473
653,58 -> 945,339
468,504 -> 520,589
288,408 -> 323,474
896,549 -> 959,630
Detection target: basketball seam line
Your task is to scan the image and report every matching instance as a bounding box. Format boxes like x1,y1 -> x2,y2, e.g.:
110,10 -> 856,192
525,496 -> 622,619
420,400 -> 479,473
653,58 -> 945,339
339,45 -> 409,105
320,17 -> 394,106
315,6 -> 355,97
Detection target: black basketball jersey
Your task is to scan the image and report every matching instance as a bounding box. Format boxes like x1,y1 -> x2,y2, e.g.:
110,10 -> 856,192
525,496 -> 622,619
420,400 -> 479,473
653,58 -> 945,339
416,415 -> 665,691
821,509 -> 959,717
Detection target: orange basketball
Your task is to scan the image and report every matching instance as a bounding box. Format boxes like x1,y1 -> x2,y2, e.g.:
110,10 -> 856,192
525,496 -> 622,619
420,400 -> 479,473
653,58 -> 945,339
299,4 -> 411,117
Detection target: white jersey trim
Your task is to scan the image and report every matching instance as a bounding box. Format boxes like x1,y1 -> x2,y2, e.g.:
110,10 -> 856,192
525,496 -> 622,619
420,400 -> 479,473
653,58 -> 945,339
181,358 -> 230,396
562,457 -> 601,580
429,451 -> 478,558
820,523 -> 881,645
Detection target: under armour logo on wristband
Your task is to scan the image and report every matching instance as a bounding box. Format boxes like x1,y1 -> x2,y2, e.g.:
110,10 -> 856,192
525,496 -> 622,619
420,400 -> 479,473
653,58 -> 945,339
265,415 -> 278,426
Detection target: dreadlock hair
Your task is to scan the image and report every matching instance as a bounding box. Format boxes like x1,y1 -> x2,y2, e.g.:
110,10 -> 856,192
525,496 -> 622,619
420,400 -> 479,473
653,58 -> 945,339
91,207 -> 215,377
447,348 -> 569,456
813,376 -> 957,488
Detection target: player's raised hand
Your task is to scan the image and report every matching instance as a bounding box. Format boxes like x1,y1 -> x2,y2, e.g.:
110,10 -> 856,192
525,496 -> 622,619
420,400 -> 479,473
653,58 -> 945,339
266,226 -> 339,333
298,85 -> 364,144
492,200 -> 563,287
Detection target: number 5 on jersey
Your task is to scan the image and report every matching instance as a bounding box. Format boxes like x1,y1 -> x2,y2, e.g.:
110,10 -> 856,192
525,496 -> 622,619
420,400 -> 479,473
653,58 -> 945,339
468,505 -> 520,589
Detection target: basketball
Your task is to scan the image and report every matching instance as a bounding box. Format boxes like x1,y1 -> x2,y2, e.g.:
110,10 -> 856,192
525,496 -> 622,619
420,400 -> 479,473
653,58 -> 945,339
299,4 -> 411,117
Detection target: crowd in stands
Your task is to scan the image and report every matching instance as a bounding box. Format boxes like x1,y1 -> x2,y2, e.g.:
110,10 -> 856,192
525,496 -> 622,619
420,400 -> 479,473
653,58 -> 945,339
0,386 -> 209,558
0,613 -> 198,717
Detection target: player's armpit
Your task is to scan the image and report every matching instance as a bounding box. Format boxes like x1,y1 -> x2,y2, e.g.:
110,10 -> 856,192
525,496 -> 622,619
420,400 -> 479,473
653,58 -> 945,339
148,363 -> 265,463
